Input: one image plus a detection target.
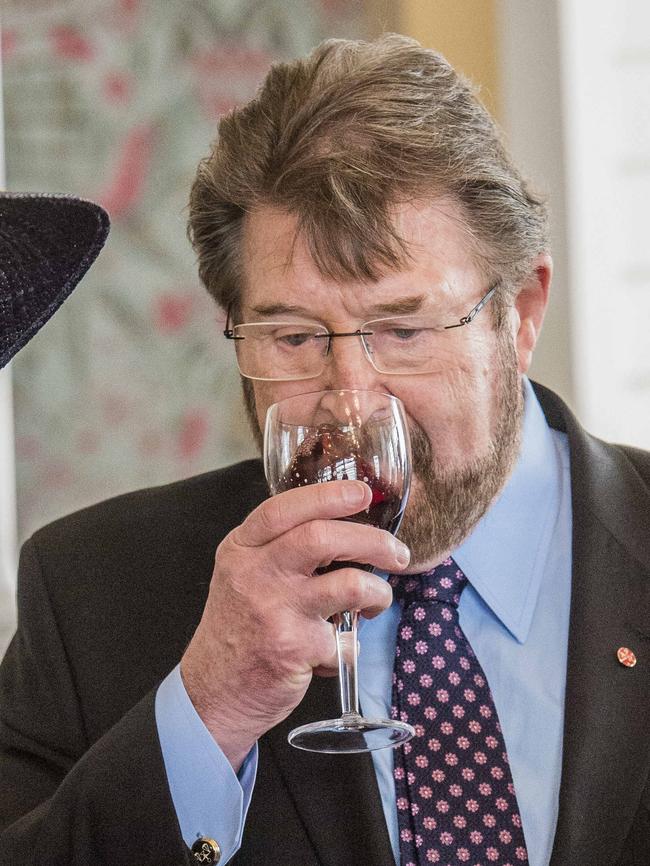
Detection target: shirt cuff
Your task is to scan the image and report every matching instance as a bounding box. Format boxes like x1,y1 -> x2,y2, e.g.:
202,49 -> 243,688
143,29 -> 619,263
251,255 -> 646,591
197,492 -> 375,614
155,664 -> 258,861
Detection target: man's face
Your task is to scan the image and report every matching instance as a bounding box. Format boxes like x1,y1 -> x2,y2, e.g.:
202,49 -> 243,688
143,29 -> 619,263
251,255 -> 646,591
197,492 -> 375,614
239,199 -> 540,569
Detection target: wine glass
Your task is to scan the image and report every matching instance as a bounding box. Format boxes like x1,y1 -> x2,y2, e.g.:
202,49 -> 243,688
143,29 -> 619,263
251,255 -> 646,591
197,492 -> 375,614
264,388 -> 414,753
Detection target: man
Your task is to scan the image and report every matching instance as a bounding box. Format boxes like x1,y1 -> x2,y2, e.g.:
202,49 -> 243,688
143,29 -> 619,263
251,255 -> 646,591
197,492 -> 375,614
1,36 -> 648,866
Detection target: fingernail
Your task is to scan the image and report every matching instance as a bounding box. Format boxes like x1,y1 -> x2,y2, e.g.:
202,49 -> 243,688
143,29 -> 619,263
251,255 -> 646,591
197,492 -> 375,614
343,481 -> 367,505
394,541 -> 410,566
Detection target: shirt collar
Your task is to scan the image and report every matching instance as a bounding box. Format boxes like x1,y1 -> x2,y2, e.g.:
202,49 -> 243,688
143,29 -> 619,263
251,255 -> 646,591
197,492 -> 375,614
453,378 -> 564,644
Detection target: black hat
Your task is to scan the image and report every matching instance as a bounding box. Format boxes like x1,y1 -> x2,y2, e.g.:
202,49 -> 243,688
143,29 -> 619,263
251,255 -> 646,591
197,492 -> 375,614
0,193 -> 110,368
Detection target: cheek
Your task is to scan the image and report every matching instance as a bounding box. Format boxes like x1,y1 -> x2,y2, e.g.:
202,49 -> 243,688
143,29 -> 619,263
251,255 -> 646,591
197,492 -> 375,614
430,330 -> 494,385
252,381 -> 322,430
397,347 -> 493,418
449,332 -> 498,401
393,347 -> 501,459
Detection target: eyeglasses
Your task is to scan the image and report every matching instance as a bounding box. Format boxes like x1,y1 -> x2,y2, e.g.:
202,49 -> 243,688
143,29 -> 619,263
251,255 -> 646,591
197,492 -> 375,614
224,282 -> 499,381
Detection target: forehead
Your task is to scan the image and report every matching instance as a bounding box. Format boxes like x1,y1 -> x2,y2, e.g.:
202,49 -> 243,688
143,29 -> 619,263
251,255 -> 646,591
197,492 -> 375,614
240,199 -> 484,314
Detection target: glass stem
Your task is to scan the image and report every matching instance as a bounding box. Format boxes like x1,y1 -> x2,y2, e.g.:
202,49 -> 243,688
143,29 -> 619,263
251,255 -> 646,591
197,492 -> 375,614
334,609 -> 360,718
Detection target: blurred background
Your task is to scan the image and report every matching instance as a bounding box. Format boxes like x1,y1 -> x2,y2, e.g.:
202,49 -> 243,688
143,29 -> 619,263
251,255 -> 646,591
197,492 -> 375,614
1,0 -> 649,653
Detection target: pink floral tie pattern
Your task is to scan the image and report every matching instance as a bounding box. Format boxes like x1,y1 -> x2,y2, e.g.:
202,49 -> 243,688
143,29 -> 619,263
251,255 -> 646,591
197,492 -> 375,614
390,558 -> 529,866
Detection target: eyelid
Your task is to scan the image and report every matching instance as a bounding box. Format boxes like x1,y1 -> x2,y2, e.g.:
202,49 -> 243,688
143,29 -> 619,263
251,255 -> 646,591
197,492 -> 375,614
363,314 -> 445,328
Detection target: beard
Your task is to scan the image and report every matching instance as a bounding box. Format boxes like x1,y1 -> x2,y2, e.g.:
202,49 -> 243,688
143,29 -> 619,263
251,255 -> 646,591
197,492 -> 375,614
242,330 -> 524,567
397,334 -> 523,566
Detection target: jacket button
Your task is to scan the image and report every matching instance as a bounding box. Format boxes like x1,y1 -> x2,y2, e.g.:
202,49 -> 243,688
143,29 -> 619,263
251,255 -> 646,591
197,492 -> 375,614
191,837 -> 222,864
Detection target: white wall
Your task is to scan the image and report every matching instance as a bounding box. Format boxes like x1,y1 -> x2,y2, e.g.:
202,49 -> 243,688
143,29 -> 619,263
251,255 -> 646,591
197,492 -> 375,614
499,0 -> 650,448
498,0 -> 573,409
558,0 -> 650,447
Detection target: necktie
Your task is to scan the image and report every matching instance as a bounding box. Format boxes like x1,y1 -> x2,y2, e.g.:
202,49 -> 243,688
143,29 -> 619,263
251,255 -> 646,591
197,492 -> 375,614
390,558 -> 529,866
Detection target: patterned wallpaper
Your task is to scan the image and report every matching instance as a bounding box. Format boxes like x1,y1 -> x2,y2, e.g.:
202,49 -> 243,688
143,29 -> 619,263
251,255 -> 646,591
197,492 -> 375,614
2,0 -> 364,541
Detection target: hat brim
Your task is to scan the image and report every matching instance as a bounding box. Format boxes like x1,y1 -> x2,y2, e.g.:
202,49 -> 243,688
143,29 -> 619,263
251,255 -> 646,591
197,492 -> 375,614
0,193 -> 110,368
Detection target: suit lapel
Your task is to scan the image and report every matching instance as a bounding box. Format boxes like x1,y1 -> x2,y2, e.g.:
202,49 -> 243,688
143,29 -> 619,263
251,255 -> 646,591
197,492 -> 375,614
263,675 -> 395,866
535,387 -> 650,865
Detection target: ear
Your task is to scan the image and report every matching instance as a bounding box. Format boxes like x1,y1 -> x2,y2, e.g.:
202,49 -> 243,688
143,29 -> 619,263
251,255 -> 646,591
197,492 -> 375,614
512,253 -> 552,374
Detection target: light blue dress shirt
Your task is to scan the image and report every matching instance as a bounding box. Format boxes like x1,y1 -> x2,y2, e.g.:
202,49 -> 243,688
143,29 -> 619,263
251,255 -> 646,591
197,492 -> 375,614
156,378 -> 572,866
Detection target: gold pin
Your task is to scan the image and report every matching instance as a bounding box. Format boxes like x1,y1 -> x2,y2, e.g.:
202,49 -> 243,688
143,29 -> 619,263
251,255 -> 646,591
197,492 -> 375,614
191,838 -> 221,864
616,647 -> 637,668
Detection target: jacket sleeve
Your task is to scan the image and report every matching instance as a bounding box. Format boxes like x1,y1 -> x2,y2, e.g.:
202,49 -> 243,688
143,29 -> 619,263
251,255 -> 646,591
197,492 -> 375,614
0,538 -> 192,866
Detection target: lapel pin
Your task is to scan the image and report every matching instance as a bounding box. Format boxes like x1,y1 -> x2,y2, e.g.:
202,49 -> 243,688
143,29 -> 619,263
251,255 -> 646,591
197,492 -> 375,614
616,647 -> 637,668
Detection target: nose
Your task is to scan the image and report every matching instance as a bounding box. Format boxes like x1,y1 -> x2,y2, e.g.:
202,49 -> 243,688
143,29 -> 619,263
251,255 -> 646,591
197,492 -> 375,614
318,332 -> 380,392
317,386 -> 392,428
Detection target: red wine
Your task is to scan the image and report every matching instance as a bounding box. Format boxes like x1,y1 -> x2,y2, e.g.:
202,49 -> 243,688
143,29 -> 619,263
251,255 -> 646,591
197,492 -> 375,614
277,426 -> 407,535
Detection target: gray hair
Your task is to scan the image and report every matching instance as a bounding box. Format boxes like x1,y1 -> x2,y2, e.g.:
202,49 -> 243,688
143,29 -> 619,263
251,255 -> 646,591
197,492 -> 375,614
188,34 -> 549,319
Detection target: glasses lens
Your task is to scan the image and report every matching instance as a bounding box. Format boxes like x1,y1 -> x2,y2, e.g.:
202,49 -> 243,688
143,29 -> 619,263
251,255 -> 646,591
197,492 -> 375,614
234,322 -> 328,380
364,317 -> 451,374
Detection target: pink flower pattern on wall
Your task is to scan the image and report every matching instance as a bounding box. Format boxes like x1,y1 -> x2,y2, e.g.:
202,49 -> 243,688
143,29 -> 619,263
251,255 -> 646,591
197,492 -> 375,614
2,0 -> 363,540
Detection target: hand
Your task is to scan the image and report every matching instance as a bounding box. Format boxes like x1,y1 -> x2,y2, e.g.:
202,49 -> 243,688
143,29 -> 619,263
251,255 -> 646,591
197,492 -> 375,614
180,479 -> 410,771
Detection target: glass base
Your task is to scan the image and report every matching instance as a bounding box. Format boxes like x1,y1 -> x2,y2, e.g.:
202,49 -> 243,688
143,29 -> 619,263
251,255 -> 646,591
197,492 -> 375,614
288,714 -> 414,753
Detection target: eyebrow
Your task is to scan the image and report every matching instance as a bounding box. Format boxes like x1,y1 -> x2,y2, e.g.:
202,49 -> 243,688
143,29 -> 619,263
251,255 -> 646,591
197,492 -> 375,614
366,296 -> 427,316
249,303 -> 311,317
249,295 -> 428,319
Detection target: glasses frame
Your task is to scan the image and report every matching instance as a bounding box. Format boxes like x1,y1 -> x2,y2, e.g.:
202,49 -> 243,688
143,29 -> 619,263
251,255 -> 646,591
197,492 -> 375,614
223,282 -> 499,381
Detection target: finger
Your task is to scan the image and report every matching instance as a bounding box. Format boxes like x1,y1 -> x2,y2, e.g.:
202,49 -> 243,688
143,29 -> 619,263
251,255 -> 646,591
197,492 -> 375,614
272,518 -> 410,575
312,625 -> 358,676
234,480 -> 372,547
301,567 -> 394,619
313,667 -> 339,678
336,629 -> 358,668
306,620 -> 339,675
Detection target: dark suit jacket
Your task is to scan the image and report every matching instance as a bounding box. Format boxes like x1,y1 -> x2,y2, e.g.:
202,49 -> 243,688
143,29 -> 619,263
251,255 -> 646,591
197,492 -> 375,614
1,383 -> 649,865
